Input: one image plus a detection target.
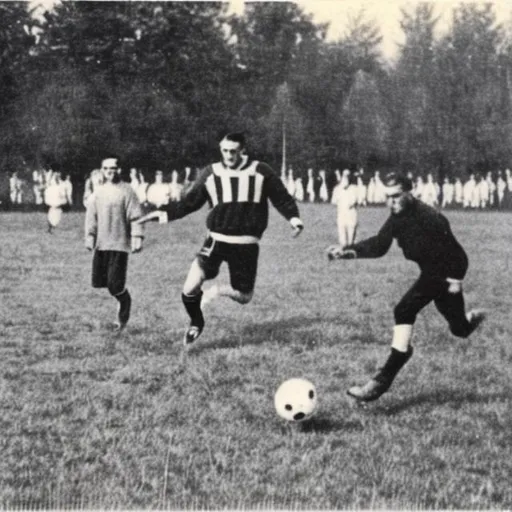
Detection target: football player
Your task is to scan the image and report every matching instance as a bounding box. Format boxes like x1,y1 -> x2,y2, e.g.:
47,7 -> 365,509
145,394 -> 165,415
137,132 -> 304,346
85,157 -> 144,331
328,172 -> 485,401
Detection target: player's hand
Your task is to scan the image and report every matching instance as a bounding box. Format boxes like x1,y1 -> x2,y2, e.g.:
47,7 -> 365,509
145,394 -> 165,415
339,249 -> 357,259
290,217 -> 304,238
326,245 -> 356,260
85,235 -> 95,251
131,236 -> 143,253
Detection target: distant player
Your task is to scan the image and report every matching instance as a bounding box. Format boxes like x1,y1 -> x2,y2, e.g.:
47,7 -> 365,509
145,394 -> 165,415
84,157 -> 144,331
137,132 -> 304,346
331,169 -> 358,248
147,170 -> 171,223
44,173 -> 67,233
328,172 -> 485,401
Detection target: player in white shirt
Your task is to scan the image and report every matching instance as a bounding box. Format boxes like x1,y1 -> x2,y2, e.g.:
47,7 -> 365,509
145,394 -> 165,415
454,177 -> 463,207
373,171 -> 386,204
44,173 -> 67,233
356,173 -> 367,206
441,177 -> 454,208
332,169 -> 358,248
136,172 -> 148,205
306,168 -> 315,203
318,170 -> 329,203
61,174 -> 73,207
485,172 -> 496,208
470,175 -> 480,209
366,177 -> 375,204
478,175 -> 490,209
463,174 -> 476,208
169,170 -> 183,202
294,177 -> 304,202
32,169 -> 45,205
286,168 -> 295,197
421,173 -> 438,207
497,171 -> 506,208
83,169 -> 104,207
10,172 -> 22,205
146,170 -> 170,223
129,168 -> 140,192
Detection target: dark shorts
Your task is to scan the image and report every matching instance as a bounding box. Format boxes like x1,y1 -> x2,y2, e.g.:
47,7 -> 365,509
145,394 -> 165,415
92,250 -> 128,296
394,273 -> 471,336
196,236 -> 259,294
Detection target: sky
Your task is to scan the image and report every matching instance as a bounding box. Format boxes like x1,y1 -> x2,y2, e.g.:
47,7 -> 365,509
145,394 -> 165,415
30,0 -> 512,60
296,0 -> 512,60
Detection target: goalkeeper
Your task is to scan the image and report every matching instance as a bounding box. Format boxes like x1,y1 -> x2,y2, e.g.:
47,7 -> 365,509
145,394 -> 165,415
328,172 -> 485,402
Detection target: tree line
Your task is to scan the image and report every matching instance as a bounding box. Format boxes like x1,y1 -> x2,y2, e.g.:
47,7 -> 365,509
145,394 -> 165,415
1,1 -> 512,191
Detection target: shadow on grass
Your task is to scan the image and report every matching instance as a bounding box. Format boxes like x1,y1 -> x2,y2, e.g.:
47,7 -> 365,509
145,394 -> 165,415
378,387 -> 510,415
297,415 -> 366,434
193,314 -> 380,354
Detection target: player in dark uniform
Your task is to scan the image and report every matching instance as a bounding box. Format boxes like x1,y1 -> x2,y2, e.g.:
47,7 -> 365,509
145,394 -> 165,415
137,133 -> 304,345
328,172 -> 485,401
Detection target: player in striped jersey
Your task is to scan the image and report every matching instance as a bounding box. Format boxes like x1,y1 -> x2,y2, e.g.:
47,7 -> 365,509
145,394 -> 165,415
137,132 -> 304,345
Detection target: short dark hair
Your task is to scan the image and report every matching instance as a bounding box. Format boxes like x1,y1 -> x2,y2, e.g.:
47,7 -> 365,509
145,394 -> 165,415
221,132 -> 246,148
383,172 -> 413,192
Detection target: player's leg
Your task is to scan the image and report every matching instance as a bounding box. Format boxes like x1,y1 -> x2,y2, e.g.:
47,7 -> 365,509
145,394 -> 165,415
346,222 -> 357,246
182,237 -> 221,345
92,250 -> 108,290
91,250 -> 111,325
106,251 -> 130,331
348,275 -> 441,401
434,280 -> 485,337
337,216 -> 348,248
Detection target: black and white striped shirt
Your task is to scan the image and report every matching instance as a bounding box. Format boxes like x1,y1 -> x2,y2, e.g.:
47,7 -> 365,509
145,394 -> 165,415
164,158 -> 300,241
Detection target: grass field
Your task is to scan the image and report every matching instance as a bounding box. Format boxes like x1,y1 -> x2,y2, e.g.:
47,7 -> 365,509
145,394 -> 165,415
1,204 -> 511,510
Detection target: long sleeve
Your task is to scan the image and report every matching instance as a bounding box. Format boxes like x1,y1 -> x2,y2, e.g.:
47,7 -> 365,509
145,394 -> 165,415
348,216 -> 394,258
162,169 -> 210,221
85,193 -> 98,239
262,164 -> 300,220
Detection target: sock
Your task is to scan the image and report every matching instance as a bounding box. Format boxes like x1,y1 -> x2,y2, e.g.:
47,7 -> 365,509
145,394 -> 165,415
182,292 -> 204,329
375,347 -> 414,386
391,324 -> 413,353
115,289 -> 131,324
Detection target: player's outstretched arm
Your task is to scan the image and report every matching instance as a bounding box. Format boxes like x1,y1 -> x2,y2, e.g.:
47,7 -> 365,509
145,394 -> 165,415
134,209 -> 163,225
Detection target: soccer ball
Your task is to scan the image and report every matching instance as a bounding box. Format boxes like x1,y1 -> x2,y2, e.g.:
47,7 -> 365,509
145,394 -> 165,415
274,378 -> 317,422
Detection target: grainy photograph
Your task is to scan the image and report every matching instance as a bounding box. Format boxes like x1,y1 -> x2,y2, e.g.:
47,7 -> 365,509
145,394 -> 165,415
1,0 -> 511,509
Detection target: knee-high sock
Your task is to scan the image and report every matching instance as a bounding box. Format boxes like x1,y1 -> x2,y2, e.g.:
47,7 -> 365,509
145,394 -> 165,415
391,324 -> 413,353
114,289 -> 131,324
375,346 -> 414,387
182,292 -> 204,328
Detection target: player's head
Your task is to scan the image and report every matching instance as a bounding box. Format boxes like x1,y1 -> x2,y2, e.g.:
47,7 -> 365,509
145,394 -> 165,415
383,172 -> 413,215
219,132 -> 246,169
101,157 -> 121,183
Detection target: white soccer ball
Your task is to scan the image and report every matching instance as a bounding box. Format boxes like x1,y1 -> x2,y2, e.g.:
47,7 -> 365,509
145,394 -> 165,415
274,378 -> 317,422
